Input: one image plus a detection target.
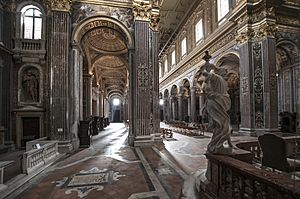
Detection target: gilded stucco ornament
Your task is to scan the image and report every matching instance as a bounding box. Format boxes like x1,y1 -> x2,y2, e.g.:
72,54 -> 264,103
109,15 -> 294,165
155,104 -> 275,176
45,0 -> 72,12
133,0 -> 152,21
257,23 -> 277,38
150,6 -> 160,31
235,29 -> 254,44
236,23 -> 277,44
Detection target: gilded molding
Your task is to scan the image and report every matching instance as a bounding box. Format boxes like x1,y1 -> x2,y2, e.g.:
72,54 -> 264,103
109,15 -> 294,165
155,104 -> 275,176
133,0 -> 151,21
257,23 -> 277,38
235,30 -> 254,44
150,6 -> 160,31
45,0 -> 72,12
236,23 -> 277,44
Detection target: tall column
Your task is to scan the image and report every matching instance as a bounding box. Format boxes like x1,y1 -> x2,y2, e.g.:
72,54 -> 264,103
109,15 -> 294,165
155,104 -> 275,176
69,46 -> 81,148
172,98 -> 176,120
99,91 -> 103,117
151,10 -> 160,140
178,94 -> 183,121
236,18 -> 278,134
132,0 -> 160,145
163,98 -> 168,121
187,96 -> 191,120
199,93 -> 205,116
83,74 -> 93,119
190,87 -> 196,122
47,0 -> 72,150
0,57 -> 5,146
169,97 -> 173,121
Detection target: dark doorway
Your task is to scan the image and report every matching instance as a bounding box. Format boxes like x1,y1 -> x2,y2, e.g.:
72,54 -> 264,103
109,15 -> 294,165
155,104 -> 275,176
113,109 -> 121,122
22,117 -> 40,147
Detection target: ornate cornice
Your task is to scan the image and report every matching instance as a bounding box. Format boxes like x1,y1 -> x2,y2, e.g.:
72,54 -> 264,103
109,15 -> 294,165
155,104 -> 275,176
45,0 -> 72,12
133,0 -> 151,21
236,23 -> 277,44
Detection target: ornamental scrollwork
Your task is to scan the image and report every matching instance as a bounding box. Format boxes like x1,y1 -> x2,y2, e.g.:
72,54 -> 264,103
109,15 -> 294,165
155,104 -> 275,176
236,23 -> 277,44
133,0 -> 152,21
45,0 -> 72,12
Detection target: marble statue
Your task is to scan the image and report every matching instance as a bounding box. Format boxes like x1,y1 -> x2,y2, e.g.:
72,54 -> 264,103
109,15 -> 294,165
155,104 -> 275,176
22,69 -> 39,102
200,70 -> 233,154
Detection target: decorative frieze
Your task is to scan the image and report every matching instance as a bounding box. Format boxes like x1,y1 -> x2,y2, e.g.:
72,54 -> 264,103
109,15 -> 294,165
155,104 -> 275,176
45,0 -> 72,12
252,42 -> 264,128
236,23 -> 277,44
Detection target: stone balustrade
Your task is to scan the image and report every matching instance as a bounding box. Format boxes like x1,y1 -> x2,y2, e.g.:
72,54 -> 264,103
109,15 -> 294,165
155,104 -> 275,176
202,153 -> 300,199
22,141 -> 59,174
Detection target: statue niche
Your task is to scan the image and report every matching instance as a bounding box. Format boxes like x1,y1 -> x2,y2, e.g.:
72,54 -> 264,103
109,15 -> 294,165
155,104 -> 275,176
21,67 -> 40,102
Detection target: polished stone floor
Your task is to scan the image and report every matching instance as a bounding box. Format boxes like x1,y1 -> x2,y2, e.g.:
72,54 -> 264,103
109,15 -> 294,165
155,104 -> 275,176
10,123 -> 253,199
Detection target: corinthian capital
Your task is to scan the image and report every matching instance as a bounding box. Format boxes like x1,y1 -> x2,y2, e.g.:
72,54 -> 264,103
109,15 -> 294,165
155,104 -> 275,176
133,0 -> 152,21
45,0 -> 72,12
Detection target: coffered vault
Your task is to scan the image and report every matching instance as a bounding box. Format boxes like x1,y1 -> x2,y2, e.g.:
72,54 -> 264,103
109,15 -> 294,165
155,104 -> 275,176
81,25 -> 129,99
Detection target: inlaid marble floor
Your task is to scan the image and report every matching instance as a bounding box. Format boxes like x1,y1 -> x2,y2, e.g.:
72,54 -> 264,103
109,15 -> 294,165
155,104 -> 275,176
12,123 -> 254,199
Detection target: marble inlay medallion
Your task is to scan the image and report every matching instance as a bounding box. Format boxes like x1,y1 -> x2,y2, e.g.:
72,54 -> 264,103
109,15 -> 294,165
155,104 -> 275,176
52,167 -> 125,198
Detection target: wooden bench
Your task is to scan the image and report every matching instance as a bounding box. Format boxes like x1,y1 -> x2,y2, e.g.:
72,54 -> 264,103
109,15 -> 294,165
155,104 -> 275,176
0,161 -> 14,184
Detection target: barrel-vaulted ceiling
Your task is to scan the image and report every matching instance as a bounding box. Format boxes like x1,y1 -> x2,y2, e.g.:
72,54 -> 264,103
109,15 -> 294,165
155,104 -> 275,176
76,0 -> 195,98
81,26 -> 128,98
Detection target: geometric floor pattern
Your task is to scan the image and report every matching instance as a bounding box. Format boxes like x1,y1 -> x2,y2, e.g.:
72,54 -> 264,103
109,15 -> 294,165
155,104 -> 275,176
52,167 -> 125,198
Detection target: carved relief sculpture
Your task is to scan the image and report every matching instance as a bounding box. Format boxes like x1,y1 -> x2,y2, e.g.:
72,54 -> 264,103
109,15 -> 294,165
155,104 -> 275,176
22,68 -> 39,102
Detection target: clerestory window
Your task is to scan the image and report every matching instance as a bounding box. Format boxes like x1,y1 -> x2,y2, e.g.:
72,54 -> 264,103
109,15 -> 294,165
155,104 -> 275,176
217,0 -> 229,22
195,19 -> 203,43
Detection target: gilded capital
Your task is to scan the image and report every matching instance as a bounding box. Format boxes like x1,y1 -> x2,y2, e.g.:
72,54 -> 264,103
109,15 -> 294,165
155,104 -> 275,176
133,0 -> 152,21
45,0 -> 72,12
150,7 -> 160,31
235,29 -> 254,44
257,23 -> 277,39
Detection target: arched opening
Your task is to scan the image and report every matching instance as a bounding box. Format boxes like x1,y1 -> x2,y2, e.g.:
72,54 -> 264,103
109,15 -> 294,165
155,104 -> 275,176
276,41 -> 300,130
110,97 -> 122,122
216,53 -> 240,130
163,89 -> 170,121
180,79 -> 191,122
170,85 -> 179,121
72,16 -> 134,136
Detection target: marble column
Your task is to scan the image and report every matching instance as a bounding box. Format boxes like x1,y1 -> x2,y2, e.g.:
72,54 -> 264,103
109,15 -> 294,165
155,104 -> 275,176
199,93 -> 205,116
163,98 -> 168,121
83,74 -> 93,119
69,46 -> 81,148
132,0 -> 160,145
0,58 -> 5,147
151,26 -> 160,141
187,96 -> 191,121
237,22 -> 278,134
178,94 -> 183,121
171,97 -> 175,120
190,87 -> 196,122
47,1 -> 72,149
99,91 -> 103,117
